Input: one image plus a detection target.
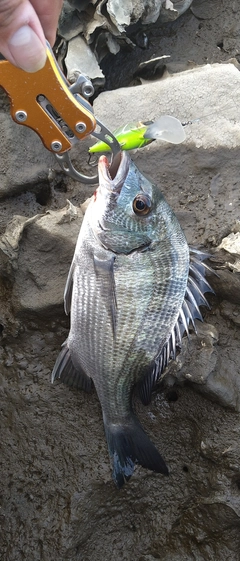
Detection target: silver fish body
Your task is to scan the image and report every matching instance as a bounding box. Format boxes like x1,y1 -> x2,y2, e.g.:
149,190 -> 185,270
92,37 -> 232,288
52,152 -> 212,487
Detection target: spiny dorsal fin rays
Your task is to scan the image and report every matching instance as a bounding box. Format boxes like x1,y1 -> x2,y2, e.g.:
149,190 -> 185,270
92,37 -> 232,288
179,306 -> 190,337
182,299 -> 199,332
185,286 -> 203,323
160,249 -> 214,366
174,319 -> 182,350
189,262 -> 214,294
166,249 -> 215,355
138,248 -> 214,406
163,249 -> 214,361
189,247 -> 216,277
187,276 -> 210,309
189,247 -> 211,261
170,327 -> 176,361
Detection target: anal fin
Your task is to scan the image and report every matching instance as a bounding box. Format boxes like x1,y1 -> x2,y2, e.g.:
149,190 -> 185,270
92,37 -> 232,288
51,341 -> 92,392
137,361 -> 158,406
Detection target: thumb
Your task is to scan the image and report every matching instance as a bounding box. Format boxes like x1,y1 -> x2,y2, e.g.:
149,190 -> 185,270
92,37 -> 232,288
0,1 -> 47,72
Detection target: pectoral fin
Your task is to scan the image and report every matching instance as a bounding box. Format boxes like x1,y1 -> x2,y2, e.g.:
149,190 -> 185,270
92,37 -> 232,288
64,261 -> 75,315
93,253 -> 117,334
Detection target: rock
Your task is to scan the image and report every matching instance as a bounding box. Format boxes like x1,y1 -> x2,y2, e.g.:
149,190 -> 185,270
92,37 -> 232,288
133,55 -> 171,81
93,62 -> 240,151
191,0 -> 222,20
164,321 -> 218,386
160,0 -> 193,22
58,1 -> 84,40
218,232 -> 240,255
106,0 -> 162,28
93,63 -> 240,247
0,92 -> 56,200
0,202 -> 84,322
215,232 -> 240,273
207,239 -> 240,302
220,300 -> 240,327
209,266 -> 240,304
65,35 -> 105,86
161,320 -> 240,411
0,202 -> 85,336
58,0 -> 194,62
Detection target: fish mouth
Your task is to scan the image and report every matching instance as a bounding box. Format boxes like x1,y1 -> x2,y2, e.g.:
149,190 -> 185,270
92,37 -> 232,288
98,151 -> 130,193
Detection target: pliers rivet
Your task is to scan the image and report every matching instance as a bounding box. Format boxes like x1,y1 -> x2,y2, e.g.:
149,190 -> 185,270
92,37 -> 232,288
51,141 -> 63,152
15,110 -> 27,122
75,122 -> 87,134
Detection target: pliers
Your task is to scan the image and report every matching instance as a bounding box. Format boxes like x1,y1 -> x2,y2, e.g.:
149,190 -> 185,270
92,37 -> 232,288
0,41 -> 121,184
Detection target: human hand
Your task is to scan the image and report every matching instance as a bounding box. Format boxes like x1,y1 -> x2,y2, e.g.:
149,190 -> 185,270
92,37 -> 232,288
0,0 -> 63,72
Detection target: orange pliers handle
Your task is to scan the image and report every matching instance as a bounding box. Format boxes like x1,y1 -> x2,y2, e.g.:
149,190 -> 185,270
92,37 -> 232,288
0,42 -> 96,153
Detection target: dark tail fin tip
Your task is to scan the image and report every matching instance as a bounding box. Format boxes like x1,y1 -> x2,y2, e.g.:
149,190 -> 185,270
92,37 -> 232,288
104,417 -> 168,488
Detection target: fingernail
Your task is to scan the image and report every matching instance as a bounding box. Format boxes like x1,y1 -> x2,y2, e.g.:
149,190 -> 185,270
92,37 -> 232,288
9,25 -> 46,72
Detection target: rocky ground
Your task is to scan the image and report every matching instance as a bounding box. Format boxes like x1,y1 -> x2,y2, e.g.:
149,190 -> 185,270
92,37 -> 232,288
1,1 -> 240,560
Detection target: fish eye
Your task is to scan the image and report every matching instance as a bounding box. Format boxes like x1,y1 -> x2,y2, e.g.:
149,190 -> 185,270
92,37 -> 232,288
132,194 -> 152,216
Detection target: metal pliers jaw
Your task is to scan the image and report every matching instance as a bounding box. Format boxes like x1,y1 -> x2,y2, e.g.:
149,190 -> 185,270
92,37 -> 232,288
0,41 -> 121,184
55,116 -> 121,184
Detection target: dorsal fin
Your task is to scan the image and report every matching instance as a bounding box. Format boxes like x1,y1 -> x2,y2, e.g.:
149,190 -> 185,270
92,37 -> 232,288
138,248 -> 214,405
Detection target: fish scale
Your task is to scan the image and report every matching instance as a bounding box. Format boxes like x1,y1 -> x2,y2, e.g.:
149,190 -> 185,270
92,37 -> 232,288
52,151 -> 213,488
111,251 -> 187,396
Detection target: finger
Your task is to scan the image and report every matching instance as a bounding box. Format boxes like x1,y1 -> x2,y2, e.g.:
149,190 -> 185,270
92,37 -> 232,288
31,0 -> 63,46
0,0 -> 46,72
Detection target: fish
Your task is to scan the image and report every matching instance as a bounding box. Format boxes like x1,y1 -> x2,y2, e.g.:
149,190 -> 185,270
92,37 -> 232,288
52,151 -> 213,488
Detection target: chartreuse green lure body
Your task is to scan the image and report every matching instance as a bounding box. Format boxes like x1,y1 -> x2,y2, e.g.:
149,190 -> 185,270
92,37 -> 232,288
89,115 -> 186,153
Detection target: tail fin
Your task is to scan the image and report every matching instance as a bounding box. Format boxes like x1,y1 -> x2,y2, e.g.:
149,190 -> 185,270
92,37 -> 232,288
104,415 -> 168,488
